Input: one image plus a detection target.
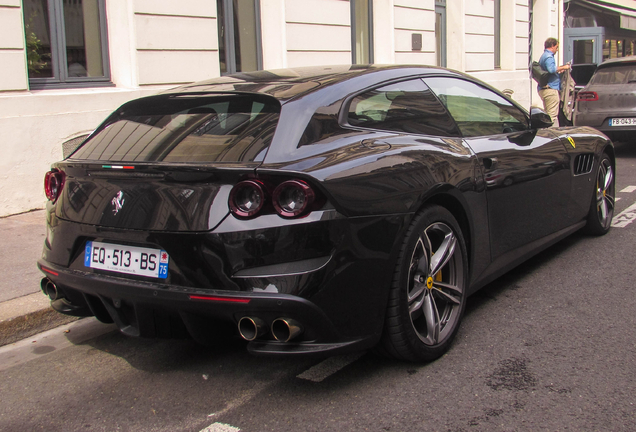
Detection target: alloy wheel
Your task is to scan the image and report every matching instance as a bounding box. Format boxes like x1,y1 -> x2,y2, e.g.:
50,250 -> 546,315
595,157 -> 615,230
407,222 -> 464,346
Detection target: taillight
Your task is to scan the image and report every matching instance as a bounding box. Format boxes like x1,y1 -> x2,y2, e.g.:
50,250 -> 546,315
229,179 -> 267,218
577,91 -> 598,102
273,180 -> 315,218
44,169 -> 65,202
229,178 -> 320,219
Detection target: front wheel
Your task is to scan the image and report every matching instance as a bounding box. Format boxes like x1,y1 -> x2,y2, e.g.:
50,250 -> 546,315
379,205 -> 468,362
584,154 -> 615,235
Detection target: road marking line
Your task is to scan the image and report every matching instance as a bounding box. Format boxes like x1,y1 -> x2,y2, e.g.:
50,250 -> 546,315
204,379 -> 271,426
296,352 -> 365,382
200,423 -> 240,432
620,186 -> 636,193
612,201 -> 636,228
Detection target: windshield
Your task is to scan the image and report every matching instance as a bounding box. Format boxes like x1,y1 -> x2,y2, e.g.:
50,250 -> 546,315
590,64 -> 636,85
71,95 -> 280,163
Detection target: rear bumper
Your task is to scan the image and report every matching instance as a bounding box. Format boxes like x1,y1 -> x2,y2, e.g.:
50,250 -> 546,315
574,113 -> 636,134
38,206 -> 411,355
38,260 -> 377,356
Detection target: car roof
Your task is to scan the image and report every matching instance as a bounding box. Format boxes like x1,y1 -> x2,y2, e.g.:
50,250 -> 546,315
597,55 -> 636,69
164,65 -> 462,102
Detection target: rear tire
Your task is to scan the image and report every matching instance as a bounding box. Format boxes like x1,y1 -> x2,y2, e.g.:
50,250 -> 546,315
584,154 -> 615,235
379,205 -> 468,362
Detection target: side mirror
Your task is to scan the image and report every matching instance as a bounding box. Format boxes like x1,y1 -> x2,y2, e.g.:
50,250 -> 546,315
530,107 -> 553,129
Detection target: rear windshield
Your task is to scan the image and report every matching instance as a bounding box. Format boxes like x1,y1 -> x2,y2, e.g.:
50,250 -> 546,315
71,95 -> 280,163
590,64 -> 636,85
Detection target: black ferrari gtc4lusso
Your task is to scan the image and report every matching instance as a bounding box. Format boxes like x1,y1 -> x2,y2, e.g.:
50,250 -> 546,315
38,65 -> 615,361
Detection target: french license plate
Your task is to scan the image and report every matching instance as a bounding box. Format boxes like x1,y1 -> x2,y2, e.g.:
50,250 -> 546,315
609,118 -> 636,126
84,241 -> 169,279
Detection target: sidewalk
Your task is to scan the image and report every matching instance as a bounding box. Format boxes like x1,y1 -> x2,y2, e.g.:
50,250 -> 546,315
0,210 -> 77,346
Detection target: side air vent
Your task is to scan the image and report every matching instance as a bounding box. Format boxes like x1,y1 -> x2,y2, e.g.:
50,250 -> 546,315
574,153 -> 594,175
62,133 -> 90,159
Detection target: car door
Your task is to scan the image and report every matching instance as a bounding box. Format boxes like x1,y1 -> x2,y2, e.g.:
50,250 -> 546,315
425,77 -> 571,261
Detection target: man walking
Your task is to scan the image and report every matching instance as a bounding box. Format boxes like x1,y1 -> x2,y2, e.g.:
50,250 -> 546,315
538,38 -> 570,127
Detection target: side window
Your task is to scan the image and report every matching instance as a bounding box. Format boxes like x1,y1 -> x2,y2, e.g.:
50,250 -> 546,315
346,79 -> 460,137
425,77 -> 528,137
22,0 -> 110,89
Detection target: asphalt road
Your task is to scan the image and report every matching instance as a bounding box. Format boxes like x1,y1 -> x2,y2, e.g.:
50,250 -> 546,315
1,142 -> 635,432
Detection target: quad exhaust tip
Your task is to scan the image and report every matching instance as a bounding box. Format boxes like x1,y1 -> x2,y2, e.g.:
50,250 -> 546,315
238,317 -> 268,341
271,318 -> 303,342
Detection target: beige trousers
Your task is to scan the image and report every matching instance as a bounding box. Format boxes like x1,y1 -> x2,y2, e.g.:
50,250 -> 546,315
538,88 -> 560,127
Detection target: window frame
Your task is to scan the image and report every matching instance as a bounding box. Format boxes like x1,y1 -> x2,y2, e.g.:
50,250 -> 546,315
25,0 -> 112,90
351,0 -> 374,65
217,0 -> 263,75
494,0 -> 500,69
435,0 -> 447,68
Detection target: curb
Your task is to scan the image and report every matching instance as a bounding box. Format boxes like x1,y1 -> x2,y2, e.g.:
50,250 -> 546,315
0,293 -> 80,347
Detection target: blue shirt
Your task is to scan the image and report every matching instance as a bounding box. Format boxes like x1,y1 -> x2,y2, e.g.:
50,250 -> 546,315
538,49 -> 560,91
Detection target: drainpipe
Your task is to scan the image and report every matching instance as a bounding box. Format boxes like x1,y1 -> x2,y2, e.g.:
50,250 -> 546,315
529,0 -> 534,110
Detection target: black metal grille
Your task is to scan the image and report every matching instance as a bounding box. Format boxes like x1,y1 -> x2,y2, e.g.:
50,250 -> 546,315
62,134 -> 90,159
574,153 -> 594,175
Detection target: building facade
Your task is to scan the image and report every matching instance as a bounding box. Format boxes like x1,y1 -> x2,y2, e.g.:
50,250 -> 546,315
563,0 -> 636,66
0,0 -> 563,216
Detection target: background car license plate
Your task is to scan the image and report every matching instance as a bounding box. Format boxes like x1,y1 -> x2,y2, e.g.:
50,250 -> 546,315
84,241 -> 169,279
609,118 -> 636,126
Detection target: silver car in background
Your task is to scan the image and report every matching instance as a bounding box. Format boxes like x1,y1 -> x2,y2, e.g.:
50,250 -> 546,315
573,55 -> 636,142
